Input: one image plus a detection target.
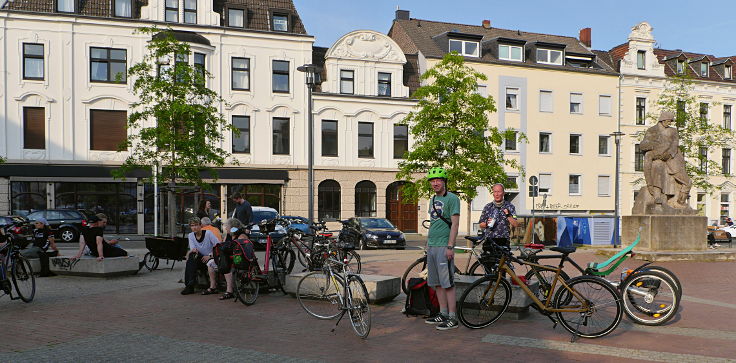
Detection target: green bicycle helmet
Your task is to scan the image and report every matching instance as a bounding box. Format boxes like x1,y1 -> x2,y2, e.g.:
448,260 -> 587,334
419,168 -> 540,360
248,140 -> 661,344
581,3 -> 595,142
427,167 -> 448,180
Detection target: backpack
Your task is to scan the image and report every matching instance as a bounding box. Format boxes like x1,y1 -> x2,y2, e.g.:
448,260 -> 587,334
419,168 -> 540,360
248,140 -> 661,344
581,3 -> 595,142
404,278 -> 440,317
231,238 -> 257,270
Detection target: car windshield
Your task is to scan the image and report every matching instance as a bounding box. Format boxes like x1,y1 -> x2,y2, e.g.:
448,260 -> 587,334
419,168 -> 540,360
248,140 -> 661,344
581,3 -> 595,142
251,211 -> 278,224
360,218 -> 395,229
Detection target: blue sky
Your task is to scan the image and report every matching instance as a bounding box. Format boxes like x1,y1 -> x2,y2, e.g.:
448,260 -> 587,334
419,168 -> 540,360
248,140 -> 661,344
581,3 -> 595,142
294,0 -> 736,57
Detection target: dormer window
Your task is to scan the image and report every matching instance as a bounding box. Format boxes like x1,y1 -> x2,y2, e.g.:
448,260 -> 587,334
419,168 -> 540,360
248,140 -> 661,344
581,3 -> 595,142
536,49 -> 562,65
56,0 -> 75,13
165,0 -> 178,22
227,8 -> 245,27
113,0 -> 132,17
676,59 -> 685,74
184,0 -> 197,24
449,39 -> 479,57
637,50 -> 646,70
499,44 -> 522,61
272,13 -> 289,31
701,62 -> 709,77
725,65 -> 732,80
566,53 -> 594,68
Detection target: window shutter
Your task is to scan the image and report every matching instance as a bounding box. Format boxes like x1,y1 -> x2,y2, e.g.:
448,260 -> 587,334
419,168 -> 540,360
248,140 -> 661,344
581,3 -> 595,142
597,176 -> 610,196
539,173 -> 552,192
599,95 -> 611,115
571,93 -> 583,104
23,107 -> 45,149
90,109 -> 127,151
540,91 -> 552,112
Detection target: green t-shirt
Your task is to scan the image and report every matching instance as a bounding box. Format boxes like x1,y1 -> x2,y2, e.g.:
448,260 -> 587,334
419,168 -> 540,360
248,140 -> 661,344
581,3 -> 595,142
428,192 -> 460,246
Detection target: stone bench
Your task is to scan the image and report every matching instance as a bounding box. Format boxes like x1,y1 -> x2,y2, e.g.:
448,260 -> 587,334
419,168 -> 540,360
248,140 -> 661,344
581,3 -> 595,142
50,256 -> 140,277
285,272 -> 400,304
26,258 -> 41,275
454,274 -> 538,320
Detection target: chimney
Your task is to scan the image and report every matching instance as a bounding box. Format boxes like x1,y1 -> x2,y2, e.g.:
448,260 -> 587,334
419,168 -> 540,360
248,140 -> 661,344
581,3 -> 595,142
579,27 -> 592,48
482,19 -> 491,29
395,9 -> 410,20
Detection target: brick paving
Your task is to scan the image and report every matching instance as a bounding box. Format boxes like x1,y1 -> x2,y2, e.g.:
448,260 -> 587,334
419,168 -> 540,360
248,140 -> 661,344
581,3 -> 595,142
1,244 -> 735,362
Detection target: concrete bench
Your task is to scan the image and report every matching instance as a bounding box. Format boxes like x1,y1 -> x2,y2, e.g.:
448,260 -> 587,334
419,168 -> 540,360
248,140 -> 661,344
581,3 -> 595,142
454,274 -> 538,320
25,258 -> 41,275
50,256 -> 140,277
285,272 -> 400,304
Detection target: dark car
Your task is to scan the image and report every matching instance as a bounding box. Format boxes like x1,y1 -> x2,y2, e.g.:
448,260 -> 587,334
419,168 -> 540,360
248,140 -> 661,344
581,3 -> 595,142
0,215 -> 33,247
282,215 -> 311,234
344,217 -> 406,250
247,207 -> 287,250
26,209 -> 88,242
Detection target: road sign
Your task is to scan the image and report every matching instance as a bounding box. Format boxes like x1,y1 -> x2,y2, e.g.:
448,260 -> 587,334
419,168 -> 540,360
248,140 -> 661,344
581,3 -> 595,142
528,185 -> 539,197
529,175 -> 538,186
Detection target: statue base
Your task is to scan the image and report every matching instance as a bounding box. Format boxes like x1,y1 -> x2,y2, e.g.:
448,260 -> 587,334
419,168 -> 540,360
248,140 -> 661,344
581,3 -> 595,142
622,215 -> 707,251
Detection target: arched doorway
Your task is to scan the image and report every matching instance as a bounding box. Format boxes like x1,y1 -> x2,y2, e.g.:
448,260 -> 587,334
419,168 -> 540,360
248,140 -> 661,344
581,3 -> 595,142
355,180 -> 376,217
386,181 -> 417,232
318,180 -> 341,220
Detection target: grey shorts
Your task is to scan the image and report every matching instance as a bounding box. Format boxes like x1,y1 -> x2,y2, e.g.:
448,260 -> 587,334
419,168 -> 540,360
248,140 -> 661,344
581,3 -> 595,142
426,246 -> 454,289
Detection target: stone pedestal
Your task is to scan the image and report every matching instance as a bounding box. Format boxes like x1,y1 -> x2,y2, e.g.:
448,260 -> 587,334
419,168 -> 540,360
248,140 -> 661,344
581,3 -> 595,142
286,272 -> 400,304
622,215 -> 707,251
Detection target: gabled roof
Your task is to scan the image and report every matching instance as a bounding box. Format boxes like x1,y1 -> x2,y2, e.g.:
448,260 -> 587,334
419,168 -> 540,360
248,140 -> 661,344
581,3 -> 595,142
653,48 -> 736,82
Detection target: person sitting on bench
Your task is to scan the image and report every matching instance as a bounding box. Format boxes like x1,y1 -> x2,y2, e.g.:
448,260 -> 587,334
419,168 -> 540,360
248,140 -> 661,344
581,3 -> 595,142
73,213 -> 128,261
21,217 -> 59,277
181,217 -> 220,296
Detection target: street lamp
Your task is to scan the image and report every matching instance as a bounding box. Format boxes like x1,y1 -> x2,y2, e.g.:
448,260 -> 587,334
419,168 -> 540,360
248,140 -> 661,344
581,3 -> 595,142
610,131 -> 625,247
297,64 -> 322,222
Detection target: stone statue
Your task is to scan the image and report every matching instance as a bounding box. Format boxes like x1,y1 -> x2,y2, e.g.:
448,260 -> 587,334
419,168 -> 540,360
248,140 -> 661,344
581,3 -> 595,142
632,110 -> 696,215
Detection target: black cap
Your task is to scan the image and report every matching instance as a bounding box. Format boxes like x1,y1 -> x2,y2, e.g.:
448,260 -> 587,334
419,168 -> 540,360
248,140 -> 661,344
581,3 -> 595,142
87,215 -> 101,223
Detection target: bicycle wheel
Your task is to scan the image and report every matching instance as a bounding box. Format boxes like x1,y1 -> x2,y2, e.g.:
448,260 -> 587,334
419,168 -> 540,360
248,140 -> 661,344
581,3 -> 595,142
12,256 -> 36,303
458,275 -> 511,329
347,275 -> 371,339
297,271 -> 344,319
401,257 -> 427,294
344,250 -> 361,274
620,270 -> 679,326
632,265 -> 682,299
278,248 -> 296,274
143,252 -> 159,271
271,251 -> 289,295
524,266 -> 570,302
554,276 -> 623,338
234,266 -> 259,306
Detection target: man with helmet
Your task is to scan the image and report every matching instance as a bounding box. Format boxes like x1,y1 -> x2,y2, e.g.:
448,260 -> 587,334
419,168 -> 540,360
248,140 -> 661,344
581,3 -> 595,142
424,167 -> 461,330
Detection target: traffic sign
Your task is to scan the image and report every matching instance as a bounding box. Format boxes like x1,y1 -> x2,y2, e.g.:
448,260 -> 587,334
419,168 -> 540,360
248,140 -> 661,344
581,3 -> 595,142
529,175 -> 538,186
528,185 -> 539,197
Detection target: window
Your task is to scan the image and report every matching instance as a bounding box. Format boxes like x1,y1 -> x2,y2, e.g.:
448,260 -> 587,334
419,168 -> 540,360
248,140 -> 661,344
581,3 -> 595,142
322,120 -> 338,157
570,93 -> 583,113
184,0 -> 196,23
355,181 -> 377,217
701,62 -> 709,77
271,13 -> 289,31
193,52 -> 205,83
272,117 -> 290,155
599,95 -> 611,116
724,105 -> 732,130
699,146 -> 708,173
505,131 -> 517,152
697,193 -> 706,216
539,132 -> 551,153
499,44 -> 522,61
726,65 -> 733,80
358,122 -> 374,158
23,43 -> 44,80
114,0 -> 132,17
378,72 -> 391,96
165,0 -> 178,22
723,148 -> 731,176
272,60 -> 289,93
90,47 -> 127,83
505,88 -> 519,110
636,97 -> 646,125
476,84 -> 488,97
340,70 -> 354,94
318,180 -> 341,220
676,60 -> 685,74
57,0 -> 75,12
90,110 -> 126,151
231,58 -> 250,90
23,107 -> 45,150
635,144 -> 644,171
232,116 -> 250,154
721,193 -> 730,225
700,102 -> 709,126
597,176 -> 610,197
637,50 -> 646,70
393,124 -> 408,159
569,134 -> 581,154
539,173 -> 552,194
449,39 -> 479,57
227,8 -> 245,27
598,136 -> 609,155
536,49 -> 562,65
569,175 -> 581,195
539,90 -> 553,112
676,100 -> 686,128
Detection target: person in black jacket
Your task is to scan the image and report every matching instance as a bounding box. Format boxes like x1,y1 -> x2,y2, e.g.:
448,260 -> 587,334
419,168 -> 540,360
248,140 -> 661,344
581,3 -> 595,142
230,192 -> 253,226
20,217 -> 59,277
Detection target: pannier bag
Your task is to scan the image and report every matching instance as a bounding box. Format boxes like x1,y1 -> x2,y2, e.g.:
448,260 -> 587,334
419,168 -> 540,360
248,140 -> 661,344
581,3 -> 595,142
231,238 -> 256,269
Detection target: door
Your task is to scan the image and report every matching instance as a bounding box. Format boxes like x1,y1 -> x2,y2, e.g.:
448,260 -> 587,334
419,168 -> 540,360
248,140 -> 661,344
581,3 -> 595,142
386,182 -> 417,233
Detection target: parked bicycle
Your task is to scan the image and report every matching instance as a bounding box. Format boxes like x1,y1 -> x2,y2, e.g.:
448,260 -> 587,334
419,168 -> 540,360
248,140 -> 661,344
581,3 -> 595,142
0,225 -> 35,303
277,220 -> 361,273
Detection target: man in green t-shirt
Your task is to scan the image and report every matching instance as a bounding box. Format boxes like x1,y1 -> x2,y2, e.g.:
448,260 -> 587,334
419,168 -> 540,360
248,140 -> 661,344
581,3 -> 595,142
424,167 -> 460,330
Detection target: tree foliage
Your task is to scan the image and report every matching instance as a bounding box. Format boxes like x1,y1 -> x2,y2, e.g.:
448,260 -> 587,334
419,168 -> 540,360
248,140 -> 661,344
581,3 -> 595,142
396,53 -> 524,202
645,71 -> 736,193
114,27 -> 236,186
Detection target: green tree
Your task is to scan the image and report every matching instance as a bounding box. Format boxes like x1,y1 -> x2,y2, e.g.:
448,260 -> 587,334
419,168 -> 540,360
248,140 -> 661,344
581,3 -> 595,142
646,71 -> 736,193
115,27 -> 237,235
396,53 -> 524,202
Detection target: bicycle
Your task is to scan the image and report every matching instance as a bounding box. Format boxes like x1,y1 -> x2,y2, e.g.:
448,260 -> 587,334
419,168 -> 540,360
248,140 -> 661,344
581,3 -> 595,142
278,221 -> 362,273
0,226 -> 36,303
296,250 -> 371,339
458,239 -> 623,339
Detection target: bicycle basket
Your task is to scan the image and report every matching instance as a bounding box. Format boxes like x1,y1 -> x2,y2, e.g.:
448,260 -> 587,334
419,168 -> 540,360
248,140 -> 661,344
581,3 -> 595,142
259,220 -> 277,233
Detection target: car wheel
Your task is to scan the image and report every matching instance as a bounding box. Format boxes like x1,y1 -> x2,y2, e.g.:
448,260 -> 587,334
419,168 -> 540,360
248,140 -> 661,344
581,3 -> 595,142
60,228 -> 78,242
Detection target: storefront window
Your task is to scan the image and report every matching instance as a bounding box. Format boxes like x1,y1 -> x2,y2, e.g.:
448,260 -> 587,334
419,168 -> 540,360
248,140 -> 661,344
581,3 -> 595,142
11,181 -> 46,216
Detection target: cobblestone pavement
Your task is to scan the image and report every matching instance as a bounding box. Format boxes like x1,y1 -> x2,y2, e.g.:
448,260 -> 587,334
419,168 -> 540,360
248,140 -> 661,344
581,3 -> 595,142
1,244 -> 735,362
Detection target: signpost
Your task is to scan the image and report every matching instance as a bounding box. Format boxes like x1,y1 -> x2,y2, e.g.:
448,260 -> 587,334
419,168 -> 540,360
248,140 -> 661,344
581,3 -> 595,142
529,176 -> 538,243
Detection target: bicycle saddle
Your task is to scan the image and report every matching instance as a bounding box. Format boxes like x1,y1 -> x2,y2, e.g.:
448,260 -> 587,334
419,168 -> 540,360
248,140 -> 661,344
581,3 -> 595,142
524,243 -> 545,250
464,236 -> 482,245
549,246 -> 576,254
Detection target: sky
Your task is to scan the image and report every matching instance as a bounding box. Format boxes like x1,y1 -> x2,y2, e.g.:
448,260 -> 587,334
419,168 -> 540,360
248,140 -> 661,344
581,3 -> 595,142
293,0 -> 736,57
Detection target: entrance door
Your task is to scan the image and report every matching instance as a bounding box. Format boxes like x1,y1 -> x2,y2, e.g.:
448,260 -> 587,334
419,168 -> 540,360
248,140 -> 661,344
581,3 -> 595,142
386,182 -> 417,233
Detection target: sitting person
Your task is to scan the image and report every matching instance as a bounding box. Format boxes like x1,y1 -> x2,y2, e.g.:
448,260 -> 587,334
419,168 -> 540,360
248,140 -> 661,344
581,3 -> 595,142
201,217 -> 222,242
181,217 -> 220,295
73,213 -> 128,261
20,217 -> 59,277
209,217 -> 246,300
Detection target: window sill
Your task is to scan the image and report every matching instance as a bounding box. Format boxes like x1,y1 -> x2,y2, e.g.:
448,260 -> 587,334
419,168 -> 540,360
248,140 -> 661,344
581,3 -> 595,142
91,80 -> 127,85
504,150 -> 519,154
598,194 -> 611,197
272,90 -> 290,94
505,109 -> 520,113
569,153 -> 582,156
539,151 -> 552,155
598,154 -> 611,157
232,88 -> 251,92
598,114 -> 612,117
569,112 -> 583,115
22,77 -> 44,82
568,193 -> 582,196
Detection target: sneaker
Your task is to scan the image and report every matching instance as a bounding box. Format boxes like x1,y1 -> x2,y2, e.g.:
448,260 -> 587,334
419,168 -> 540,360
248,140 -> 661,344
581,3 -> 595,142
180,286 -> 195,295
436,318 -> 459,330
714,243 -> 721,248
425,314 -> 447,325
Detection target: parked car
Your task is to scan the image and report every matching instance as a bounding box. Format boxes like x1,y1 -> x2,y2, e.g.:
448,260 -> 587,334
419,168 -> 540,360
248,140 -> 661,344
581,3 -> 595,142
247,207 -> 286,249
281,215 -> 311,234
343,217 -> 406,250
25,209 -> 88,242
0,215 -> 33,247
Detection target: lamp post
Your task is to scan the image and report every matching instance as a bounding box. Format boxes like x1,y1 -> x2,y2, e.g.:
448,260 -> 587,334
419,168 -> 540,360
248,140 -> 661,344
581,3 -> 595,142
610,131 -> 625,247
297,64 -> 322,222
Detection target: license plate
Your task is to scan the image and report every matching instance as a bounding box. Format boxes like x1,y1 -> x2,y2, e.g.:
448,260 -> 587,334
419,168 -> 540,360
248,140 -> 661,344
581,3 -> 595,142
383,240 -> 396,244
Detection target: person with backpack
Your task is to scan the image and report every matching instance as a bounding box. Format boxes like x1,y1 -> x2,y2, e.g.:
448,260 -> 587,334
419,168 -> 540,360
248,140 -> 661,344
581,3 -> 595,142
424,167 -> 461,331
181,217 -> 220,296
